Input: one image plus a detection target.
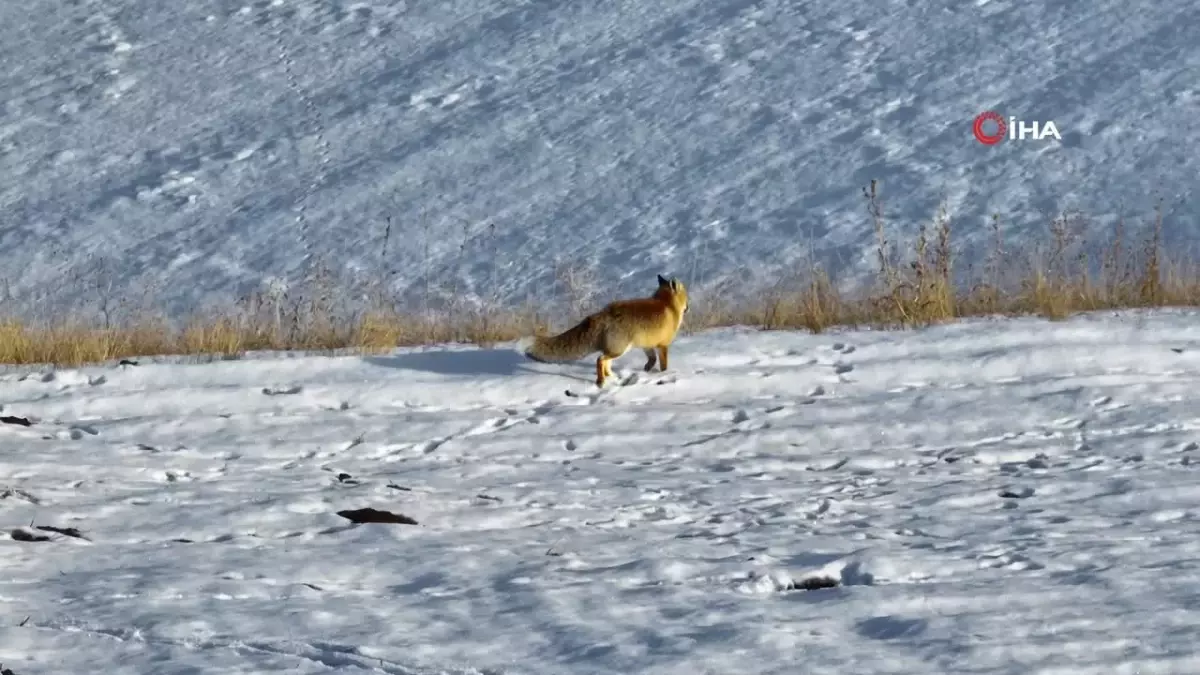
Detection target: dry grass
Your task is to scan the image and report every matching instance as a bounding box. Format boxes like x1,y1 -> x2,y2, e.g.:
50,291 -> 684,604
0,305 -> 550,367
684,180 -> 1193,334
2,182 -> 1196,367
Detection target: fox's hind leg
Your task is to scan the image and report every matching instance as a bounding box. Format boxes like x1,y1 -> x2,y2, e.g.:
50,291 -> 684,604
596,353 -> 621,387
642,348 -> 658,372
657,345 -> 669,371
596,341 -> 631,387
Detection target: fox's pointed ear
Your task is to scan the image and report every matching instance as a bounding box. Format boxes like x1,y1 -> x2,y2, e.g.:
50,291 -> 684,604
657,274 -> 669,287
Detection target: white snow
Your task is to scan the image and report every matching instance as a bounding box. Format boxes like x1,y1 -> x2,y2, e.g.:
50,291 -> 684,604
1,0 -> 1197,312
3,311 -> 1200,674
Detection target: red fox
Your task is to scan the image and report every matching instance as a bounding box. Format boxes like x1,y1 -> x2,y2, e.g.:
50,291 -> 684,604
522,275 -> 689,388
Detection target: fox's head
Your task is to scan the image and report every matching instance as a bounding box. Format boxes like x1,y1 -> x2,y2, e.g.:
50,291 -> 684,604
655,274 -> 689,317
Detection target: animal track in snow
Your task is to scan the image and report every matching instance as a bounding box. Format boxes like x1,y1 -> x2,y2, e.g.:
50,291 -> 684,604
976,548 -> 1043,571
464,414 -> 529,436
998,485 -> 1035,499
1089,395 -> 1129,412
407,406 -> 549,456
72,2 -> 139,105
564,372 -> 641,403
831,342 -> 856,354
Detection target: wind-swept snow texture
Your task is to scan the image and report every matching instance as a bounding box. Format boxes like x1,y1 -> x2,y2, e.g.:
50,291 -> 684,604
1,0 -> 1198,311
3,312 -> 1200,673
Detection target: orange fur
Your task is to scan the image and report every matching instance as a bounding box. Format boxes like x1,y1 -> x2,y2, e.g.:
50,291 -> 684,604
523,275 -> 689,387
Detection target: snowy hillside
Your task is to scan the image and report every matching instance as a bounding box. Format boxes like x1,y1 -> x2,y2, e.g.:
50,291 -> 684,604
1,0 -> 1197,313
2,313 -> 1200,673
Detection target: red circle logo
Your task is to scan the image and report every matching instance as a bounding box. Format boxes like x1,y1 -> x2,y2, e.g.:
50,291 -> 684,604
973,111 -> 1007,145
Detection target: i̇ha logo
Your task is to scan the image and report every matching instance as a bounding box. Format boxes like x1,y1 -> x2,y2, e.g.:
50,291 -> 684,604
973,110 -> 1061,145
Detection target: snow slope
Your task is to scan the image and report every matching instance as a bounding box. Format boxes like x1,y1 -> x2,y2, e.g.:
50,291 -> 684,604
3,311 -> 1200,673
1,0 -> 1197,313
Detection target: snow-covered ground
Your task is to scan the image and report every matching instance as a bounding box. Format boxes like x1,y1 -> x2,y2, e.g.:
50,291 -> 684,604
2,311 -> 1200,674
2,0 -> 1197,312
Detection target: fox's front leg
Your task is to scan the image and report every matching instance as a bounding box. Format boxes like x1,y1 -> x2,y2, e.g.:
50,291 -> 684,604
657,345 -> 669,371
595,356 -> 608,388
642,348 -> 658,372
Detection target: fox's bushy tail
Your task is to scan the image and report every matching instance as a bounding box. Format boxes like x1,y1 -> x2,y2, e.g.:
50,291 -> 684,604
521,316 -> 599,362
